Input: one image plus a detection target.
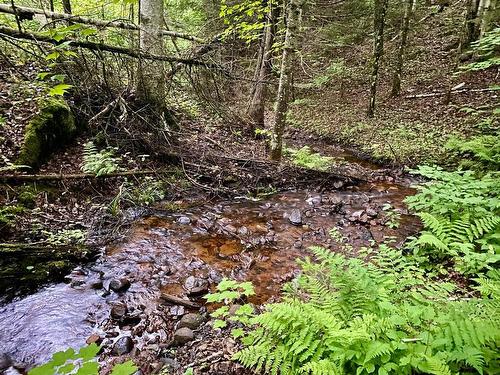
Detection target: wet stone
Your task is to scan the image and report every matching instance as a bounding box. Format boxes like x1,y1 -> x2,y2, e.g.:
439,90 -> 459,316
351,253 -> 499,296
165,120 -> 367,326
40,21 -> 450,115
109,278 -> 131,292
306,195 -> 322,206
86,334 -> 102,345
0,353 -> 12,371
112,336 -> 134,356
173,327 -> 194,345
169,305 -> 185,317
184,276 -> 209,297
237,226 -> 249,236
177,216 -> 191,225
161,357 -> 180,371
288,209 -> 302,226
178,313 -> 205,330
293,241 -> 303,249
111,303 -> 128,320
87,278 -> 103,290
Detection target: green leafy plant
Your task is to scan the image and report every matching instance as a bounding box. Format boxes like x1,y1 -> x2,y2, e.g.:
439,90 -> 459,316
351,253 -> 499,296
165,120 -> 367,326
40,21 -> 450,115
285,146 -> 335,171
461,27 -> 500,72
382,203 -> 401,229
405,166 -> 500,274
446,135 -> 500,171
82,141 -> 123,176
204,278 -> 255,336
28,343 -> 137,375
235,245 -> 500,375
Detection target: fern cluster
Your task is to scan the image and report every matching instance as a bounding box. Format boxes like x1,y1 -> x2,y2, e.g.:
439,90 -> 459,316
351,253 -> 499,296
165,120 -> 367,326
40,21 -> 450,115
405,166 -> 500,274
81,141 -> 122,176
284,146 -> 335,171
235,246 -> 500,375
446,135 -> 500,171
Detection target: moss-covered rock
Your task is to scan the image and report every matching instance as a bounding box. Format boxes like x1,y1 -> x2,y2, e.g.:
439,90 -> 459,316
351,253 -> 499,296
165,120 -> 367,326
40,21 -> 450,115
17,98 -> 76,168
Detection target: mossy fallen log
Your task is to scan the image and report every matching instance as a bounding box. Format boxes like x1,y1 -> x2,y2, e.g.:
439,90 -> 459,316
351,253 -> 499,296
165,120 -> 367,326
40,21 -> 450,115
17,98 -> 76,168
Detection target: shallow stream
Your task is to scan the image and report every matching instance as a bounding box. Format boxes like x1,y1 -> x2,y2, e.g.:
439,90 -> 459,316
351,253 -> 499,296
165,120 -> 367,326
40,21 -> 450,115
0,151 -> 420,372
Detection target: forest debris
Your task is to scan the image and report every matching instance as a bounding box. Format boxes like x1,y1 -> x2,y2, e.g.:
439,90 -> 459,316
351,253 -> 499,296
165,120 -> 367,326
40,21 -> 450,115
160,293 -> 201,309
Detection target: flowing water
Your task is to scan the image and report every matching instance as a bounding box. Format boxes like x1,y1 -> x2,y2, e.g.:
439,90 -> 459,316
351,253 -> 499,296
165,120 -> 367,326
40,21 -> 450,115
0,152 -> 420,371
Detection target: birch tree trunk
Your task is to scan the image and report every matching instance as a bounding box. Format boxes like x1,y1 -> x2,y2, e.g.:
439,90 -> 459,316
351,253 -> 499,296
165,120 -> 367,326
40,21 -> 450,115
137,0 -> 166,109
391,0 -> 414,97
269,0 -> 299,161
248,8 -> 275,133
367,0 -> 388,118
479,0 -> 497,37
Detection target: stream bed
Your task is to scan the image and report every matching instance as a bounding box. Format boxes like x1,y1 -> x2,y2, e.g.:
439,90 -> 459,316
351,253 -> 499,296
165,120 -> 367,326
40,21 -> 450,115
0,154 -> 420,373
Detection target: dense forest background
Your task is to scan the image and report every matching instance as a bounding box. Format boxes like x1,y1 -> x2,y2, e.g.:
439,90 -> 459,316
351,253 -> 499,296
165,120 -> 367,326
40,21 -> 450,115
0,0 -> 499,374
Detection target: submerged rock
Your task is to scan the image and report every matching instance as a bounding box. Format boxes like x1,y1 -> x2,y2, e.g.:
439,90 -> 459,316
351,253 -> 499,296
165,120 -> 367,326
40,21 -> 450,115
109,278 -> 131,292
0,353 -> 12,371
178,313 -> 205,330
173,327 -> 194,345
177,216 -> 191,225
288,209 -> 303,226
110,303 -> 128,320
112,336 -> 134,356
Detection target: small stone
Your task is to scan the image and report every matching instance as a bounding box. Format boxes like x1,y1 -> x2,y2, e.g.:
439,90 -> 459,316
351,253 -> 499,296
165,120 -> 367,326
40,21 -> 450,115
224,225 -> 238,234
88,278 -> 103,290
304,209 -> 314,218
111,303 -> 128,320
3,367 -> 22,375
306,195 -> 322,206
184,276 -> 209,297
178,313 -> 205,330
237,226 -> 249,236
293,241 -> 303,249
173,327 -> 194,345
170,305 -> 185,316
86,334 -> 102,345
112,336 -> 133,356
177,216 -> 191,225
109,278 -> 131,292
161,357 -> 180,371
333,181 -> 344,189
288,209 -> 302,226
0,353 -> 12,371
365,208 -> 378,217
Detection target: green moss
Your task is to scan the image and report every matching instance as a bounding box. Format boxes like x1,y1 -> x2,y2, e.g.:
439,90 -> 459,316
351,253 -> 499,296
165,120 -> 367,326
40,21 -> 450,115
17,98 -> 76,168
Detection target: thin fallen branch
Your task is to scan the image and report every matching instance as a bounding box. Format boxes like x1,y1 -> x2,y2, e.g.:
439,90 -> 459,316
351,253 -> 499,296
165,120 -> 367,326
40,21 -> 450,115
0,26 -> 218,68
405,87 -> 498,99
0,3 -> 204,42
160,293 -> 200,309
0,169 -> 163,182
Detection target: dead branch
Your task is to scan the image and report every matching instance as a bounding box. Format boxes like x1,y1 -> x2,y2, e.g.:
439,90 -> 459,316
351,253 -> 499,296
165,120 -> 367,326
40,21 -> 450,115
160,293 -> 200,309
0,26 -> 219,68
0,3 -> 204,42
0,169 -> 165,182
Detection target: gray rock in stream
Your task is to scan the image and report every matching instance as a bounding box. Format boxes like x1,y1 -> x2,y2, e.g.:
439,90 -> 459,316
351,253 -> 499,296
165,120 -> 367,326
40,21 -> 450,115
112,336 -> 134,356
109,278 -> 131,292
178,313 -> 206,330
110,302 -> 128,320
288,209 -> 303,226
173,327 -> 194,345
177,216 -> 191,225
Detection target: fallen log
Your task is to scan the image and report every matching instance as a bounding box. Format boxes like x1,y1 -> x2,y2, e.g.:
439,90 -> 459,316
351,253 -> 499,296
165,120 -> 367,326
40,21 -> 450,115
0,3 -> 204,42
0,169 -> 162,182
0,26 -> 219,68
160,293 -> 201,309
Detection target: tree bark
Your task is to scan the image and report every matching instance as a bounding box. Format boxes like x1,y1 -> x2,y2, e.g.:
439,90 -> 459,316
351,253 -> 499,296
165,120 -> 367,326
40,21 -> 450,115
478,0 -> 497,37
137,0 -> 166,108
391,0 -> 414,97
367,0 -> 388,118
269,0 -> 299,161
248,6 -> 275,133
460,0 -> 480,52
62,0 -> 71,14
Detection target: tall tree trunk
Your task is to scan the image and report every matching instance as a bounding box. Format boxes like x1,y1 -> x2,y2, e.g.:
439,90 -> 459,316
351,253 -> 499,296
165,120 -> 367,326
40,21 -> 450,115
391,0 -> 414,97
62,0 -> 71,14
367,0 -> 388,117
248,7 -> 275,133
460,0 -> 480,52
137,0 -> 166,109
479,0 -> 497,37
269,0 -> 299,161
